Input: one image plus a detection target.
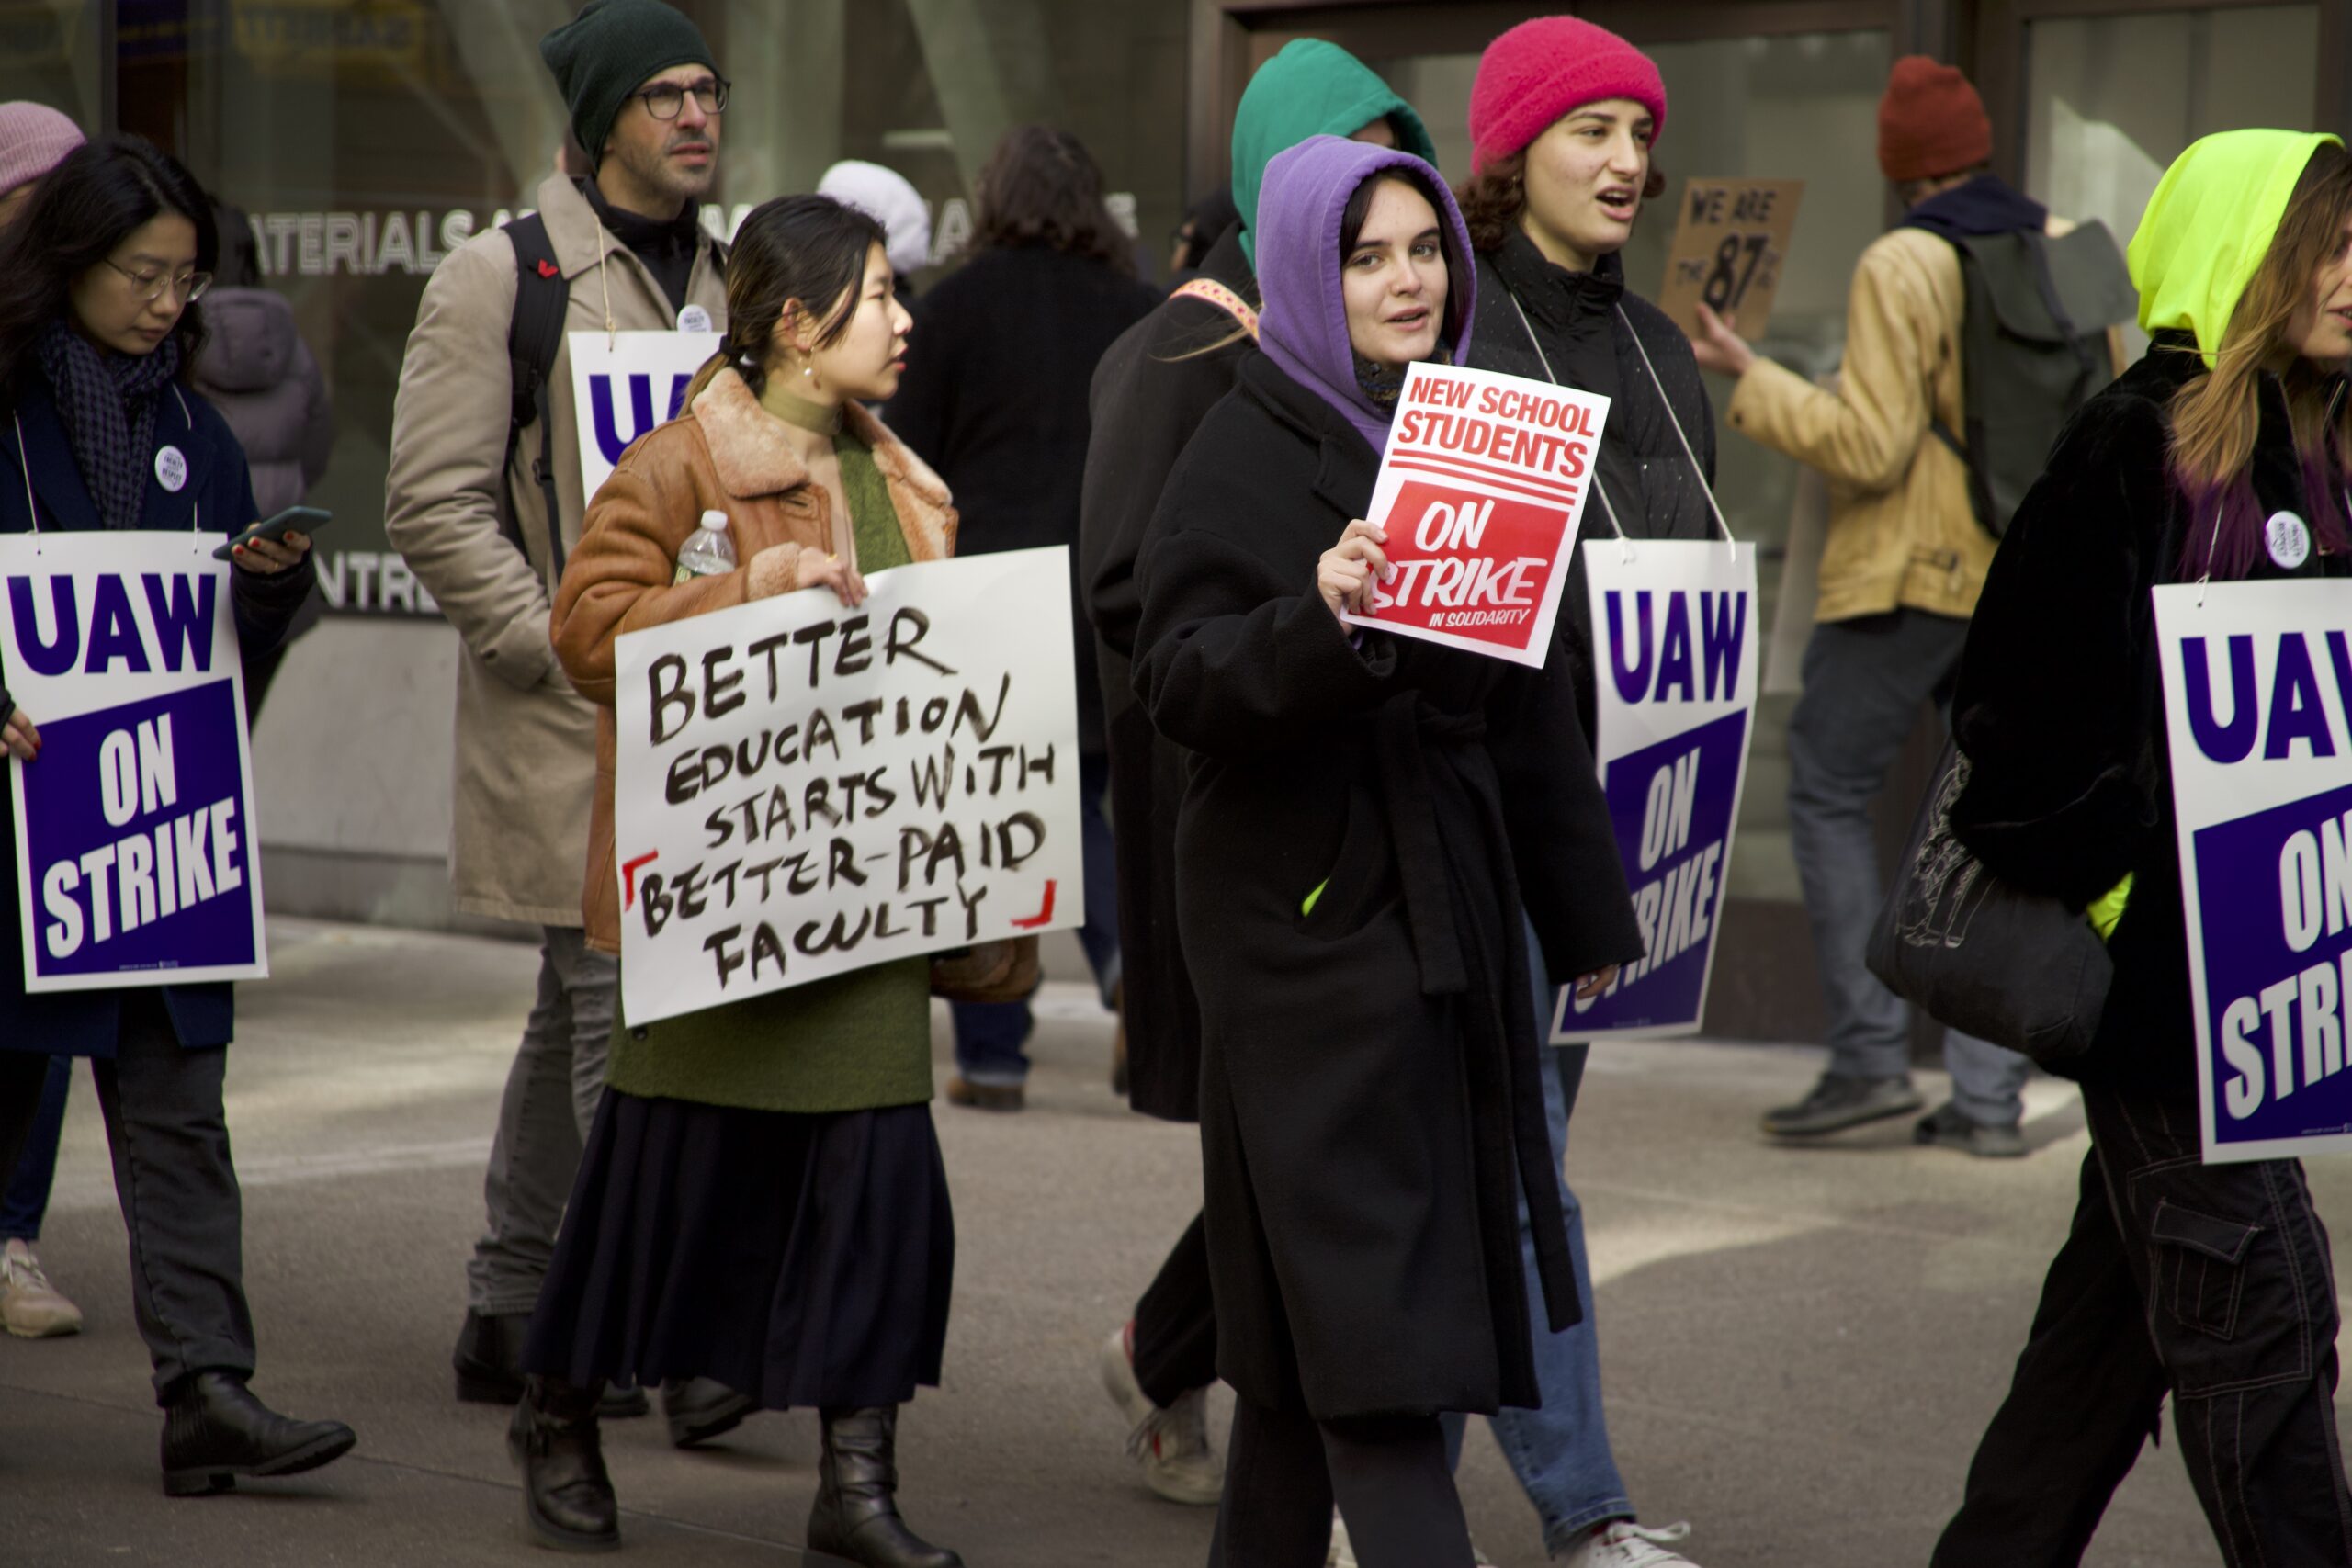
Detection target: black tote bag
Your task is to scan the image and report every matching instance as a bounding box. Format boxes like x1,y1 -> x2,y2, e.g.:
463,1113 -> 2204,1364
1865,741 -> 2112,1070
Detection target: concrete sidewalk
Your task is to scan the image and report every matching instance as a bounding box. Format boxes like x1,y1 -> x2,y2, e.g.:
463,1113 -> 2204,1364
2,918 -> 2330,1566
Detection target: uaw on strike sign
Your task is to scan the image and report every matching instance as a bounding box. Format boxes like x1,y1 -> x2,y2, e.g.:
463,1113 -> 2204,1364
569,330 -> 718,502
1342,362 -> 1609,667
1557,541 -> 1758,1040
1,534 -> 267,990
612,547 -> 1085,1024
2154,580 -> 2352,1161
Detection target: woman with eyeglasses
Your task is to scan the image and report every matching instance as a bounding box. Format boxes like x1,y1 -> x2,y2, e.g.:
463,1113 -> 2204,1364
0,135 -> 341,1496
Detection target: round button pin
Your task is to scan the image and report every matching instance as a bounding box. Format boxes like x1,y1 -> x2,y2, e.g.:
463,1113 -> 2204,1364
2267,509 -> 2312,570
677,304 -> 713,333
154,445 -> 187,493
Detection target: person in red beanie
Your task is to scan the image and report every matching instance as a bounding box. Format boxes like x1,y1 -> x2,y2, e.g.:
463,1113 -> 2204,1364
1687,57 -> 2058,1155
1450,17 -> 1711,1568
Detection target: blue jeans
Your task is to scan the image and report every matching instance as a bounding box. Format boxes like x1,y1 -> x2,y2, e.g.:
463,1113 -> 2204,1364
1438,927 -> 1635,1551
0,1055 -> 72,1242
1787,611 -> 2031,1127
953,750 -> 1124,1087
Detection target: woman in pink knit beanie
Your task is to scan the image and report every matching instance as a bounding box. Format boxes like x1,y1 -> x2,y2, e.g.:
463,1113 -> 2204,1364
0,102 -> 85,228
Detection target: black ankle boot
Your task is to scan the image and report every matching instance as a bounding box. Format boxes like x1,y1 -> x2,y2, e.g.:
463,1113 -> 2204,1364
454,1310 -> 648,1418
507,1375 -> 619,1552
807,1406 -> 962,1568
160,1371 -> 356,1497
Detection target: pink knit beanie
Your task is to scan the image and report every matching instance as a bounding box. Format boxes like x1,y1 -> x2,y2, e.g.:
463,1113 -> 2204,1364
0,102 -> 85,198
1468,17 -> 1667,174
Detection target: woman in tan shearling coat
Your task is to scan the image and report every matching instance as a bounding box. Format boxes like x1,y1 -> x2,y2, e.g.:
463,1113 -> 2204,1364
515,195 -> 966,1568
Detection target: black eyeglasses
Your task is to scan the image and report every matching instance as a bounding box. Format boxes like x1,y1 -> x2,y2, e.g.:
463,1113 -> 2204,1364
630,76 -> 729,120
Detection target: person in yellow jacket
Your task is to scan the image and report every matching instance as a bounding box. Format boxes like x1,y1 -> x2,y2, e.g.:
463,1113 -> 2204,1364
1688,58 -> 2031,1153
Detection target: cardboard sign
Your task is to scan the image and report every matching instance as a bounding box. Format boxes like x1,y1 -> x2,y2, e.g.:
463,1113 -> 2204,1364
568,330 -> 720,504
1656,178 -> 1804,340
2154,581 -> 2352,1162
611,547 -> 1085,1025
1556,540 -> 1758,1040
0,533 -> 267,991
1341,361 -> 1610,668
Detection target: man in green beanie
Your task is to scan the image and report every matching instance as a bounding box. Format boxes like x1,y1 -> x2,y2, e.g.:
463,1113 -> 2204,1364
385,5 -> 745,1535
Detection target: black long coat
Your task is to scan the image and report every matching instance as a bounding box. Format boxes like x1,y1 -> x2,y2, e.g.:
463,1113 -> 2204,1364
1133,354 -> 1645,1419
1468,234 -> 1718,734
884,243 -> 1160,759
1080,223 -> 1258,1122
1951,341 -> 2351,1097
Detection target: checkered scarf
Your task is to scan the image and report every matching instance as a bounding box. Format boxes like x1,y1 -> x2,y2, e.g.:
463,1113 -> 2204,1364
35,319 -> 183,530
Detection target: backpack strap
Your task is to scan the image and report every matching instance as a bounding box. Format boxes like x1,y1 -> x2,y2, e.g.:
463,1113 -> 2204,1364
504,212 -> 570,584
1170,277 -> 1260,341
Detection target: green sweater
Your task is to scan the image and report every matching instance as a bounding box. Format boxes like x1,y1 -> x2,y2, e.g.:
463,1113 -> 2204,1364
605,419 -> 933,1114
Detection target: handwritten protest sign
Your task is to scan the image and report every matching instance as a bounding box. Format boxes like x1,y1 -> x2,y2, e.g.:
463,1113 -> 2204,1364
1656,179 -> 1804,339
1341,361 -> 1610,668
1,534 -> 267,991
2154,581 -> 2352,1161
611,547 -> 1084,1025
1557,541 -> 1758,1040
568,330 -> 719,503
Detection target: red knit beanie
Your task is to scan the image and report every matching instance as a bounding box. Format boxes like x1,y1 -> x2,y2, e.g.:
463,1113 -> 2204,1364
1876,56 -> 1992,182
1468,17 -> 1667,175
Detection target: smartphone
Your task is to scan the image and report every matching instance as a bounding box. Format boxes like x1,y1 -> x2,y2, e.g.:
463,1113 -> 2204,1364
212,505 -> 331,562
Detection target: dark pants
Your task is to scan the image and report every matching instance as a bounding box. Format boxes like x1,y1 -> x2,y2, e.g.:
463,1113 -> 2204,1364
952,750 -> 1124,1085
1212,1396 -> 1473,1568
1134,1210 -> 1217,1407
0,997 -> 254,1402
1935,1079 -> 2352,1566
0,1053 -> 71,1239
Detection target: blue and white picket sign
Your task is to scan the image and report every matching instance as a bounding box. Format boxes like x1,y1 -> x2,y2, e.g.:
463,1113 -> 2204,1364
1556,539 -> 1758,1040
2154,579 -> 2352,1162
0,532 -> 266,991
568,329 -> 720,504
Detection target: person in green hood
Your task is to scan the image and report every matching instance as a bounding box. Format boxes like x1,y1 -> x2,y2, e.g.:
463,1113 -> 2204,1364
1929,130 -> 2352,1564
1076,37 -> 1430,1519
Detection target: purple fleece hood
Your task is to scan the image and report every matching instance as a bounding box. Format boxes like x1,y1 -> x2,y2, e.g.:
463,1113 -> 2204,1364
1254,135 -> 1476,454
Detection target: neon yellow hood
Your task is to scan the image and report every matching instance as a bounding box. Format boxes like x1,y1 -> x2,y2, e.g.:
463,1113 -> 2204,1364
2128,129 -> 2342,366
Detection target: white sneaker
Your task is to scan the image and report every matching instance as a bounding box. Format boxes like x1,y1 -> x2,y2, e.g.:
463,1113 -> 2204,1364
1,1238 -> 83,1338
1098,1323 -> 1225,1505
1560,1519 -> 1699,1568
1328,1514 -> 1496,1567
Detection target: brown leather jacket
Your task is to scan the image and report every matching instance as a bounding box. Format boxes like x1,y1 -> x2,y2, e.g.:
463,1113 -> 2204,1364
549,366 -> 956,953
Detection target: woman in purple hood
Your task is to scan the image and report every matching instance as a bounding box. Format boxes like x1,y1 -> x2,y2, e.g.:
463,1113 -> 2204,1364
1133,136 -> 1643,1566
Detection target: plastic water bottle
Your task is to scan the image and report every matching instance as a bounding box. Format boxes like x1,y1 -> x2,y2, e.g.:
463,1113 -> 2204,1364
673,509 -> 737,581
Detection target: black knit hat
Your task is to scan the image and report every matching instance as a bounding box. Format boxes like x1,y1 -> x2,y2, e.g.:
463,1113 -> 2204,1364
539,0 -> 718,169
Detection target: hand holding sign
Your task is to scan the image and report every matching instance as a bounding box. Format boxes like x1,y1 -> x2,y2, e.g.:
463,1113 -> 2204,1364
2,708 -> 38,761
1657,178 -> 1804,343
1317,520 -> 1390,620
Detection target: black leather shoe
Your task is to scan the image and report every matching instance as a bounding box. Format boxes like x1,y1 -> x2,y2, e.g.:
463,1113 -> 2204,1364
508,1376 -> 619,1552
160,1371 -> 356,1497
662,1377 -> 759,1448
807,1405 -> 962,1568
453,1310 -> 648,1418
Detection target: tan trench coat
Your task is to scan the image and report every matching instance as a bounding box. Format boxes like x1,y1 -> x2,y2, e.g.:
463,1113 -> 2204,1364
551,368 -> 956,954
385,174 -> 728,926
1724,218 -> 2090,626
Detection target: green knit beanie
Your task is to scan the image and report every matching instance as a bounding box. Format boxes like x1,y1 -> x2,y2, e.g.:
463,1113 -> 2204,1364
539,0 -> 718,169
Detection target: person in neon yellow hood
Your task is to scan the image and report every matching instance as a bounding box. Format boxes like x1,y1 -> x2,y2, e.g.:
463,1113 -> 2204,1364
1928,130 -> 2352,1564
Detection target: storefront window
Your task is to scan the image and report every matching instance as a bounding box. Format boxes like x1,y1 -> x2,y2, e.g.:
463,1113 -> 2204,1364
1377,30 -> 1893,904
118,0 -> 1183,620
2024,5 -> 2322,358
0,1 -> 103,125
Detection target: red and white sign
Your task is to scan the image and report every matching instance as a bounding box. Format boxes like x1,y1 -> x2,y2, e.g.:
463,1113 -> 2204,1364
1341,362 -> 1611,668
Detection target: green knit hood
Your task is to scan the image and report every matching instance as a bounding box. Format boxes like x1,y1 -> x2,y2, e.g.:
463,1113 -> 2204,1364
1231,39 -> 1435,268
2128,128 -> 2343,366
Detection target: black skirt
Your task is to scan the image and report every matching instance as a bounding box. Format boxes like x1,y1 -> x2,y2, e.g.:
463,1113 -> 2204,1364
523,1089 -> 955,1410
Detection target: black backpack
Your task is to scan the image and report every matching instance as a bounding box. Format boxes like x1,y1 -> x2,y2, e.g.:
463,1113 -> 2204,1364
502,212 -> 571,581
1930,222 -> 2138,537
